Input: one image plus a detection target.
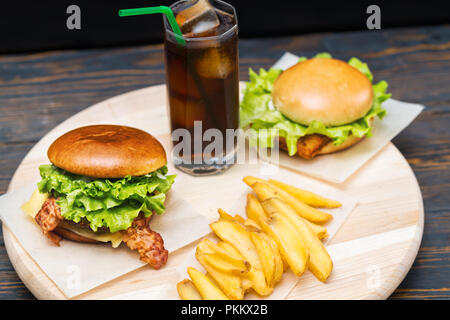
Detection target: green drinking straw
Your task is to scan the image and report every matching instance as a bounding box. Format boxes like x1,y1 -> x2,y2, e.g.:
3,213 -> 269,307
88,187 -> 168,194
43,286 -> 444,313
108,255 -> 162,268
118,6 -> 186,45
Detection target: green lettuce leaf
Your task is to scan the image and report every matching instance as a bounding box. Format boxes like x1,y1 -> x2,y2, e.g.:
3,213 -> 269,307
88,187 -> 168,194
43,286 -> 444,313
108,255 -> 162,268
239,53 -> 391,156
37,164 -> 176,233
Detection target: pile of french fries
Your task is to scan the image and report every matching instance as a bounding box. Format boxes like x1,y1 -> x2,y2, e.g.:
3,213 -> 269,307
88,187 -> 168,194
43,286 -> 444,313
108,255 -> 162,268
177,176 -> 342,300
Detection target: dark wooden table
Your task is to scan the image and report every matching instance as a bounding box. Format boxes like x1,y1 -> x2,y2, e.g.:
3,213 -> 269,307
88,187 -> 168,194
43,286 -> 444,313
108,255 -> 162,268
0,25 -> 449,300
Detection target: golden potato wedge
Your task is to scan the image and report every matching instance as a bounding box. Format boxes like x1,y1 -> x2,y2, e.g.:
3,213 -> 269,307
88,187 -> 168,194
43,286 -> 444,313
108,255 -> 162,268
197,238 -> 249,269
217,241 -> 243,258
262,198 -> 333,282
250,231 -> 276,287
257,212 -> 308,276
268,179 -> 342,208
218,209 -> 250,229
259,231 -> 284,285
202,254 -> 250,275
243,268 -> 274,296
301,224 -> 333,282
177,279 -> 202,300
187,267 -> 229,300
246,191 -> 327,240
196,238 -> 216,255
250,181 -> 332,223
243,186 -> 306,278
210,220 -> 272,296
210,220 -> 262,269
218,208 -> 236,222
234,214 -> 246,224
246,193 -> 270,224
301,218 -> 328,240
244,218 -> 262,231
196,255 -> 245,300
241,278 -> 253,291
243,176 -> 267,187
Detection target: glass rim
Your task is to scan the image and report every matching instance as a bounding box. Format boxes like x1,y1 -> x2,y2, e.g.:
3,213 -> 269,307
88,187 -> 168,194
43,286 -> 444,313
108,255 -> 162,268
163,0 -> 238,42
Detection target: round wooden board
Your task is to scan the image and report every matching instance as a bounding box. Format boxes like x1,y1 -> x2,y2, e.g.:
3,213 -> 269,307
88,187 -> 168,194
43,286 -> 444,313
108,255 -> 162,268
4,85 -> 424,300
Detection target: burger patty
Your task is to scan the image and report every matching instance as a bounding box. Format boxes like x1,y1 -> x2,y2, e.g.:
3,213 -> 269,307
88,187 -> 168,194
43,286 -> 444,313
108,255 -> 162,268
35,198 -> 168,269
62,218 -> 110,233
278,134 -> 331,159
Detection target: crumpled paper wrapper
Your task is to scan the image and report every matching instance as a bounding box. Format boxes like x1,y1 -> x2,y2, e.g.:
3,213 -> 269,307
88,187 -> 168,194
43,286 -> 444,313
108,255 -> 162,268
0,182 -> 210,298
256,52 -> 425,183
174,166 -> 358,300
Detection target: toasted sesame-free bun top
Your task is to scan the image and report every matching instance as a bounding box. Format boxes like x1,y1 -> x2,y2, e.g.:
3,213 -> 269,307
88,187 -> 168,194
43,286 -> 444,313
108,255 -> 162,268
48,125 -> 167,178
272,58 -> 374,126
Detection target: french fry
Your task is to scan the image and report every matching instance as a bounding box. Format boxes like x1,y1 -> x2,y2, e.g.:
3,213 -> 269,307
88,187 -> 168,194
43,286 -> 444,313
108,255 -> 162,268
218,208 -> 236,222
246,192 -> 327,239
246,193 -> 270,224
217,241 -> 243,257
268,179 -> 342,208
244,218 -> 262,231
218,240 -> 254,293
257,212 -> 308,276
218,209 -> 252,229
301,218 -> 329,240
187,267 -> 229,300
262,198 -> 333,282
234,214 -> 246,224
245,192 -> 299,281
196,255 -> 245,300
249,180 -> 332,223
243,176 -> 267,187
251,230 -> 284,287
177,279 -> 202,300
197,239 -> 250,271
265,233 -> 284,284
243,268 -> 273,296
201,254 -> 250,275
196,239 -> 216,255
253,231 -> 284,285
241,278 -> 253,291
210,219 -> 273,296
210,220 -> 262,269
250,231 -> 276,287
197,240 -> 252,298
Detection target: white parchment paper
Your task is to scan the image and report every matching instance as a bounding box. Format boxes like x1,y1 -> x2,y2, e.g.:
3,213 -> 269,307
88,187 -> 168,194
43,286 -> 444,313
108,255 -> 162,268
0,183 -> 210,298
257,52 -> 425,183
174,166 -> 358,300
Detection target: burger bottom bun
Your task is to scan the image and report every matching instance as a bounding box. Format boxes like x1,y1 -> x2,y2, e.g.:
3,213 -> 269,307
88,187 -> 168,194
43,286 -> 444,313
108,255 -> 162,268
54,227 -> 101,244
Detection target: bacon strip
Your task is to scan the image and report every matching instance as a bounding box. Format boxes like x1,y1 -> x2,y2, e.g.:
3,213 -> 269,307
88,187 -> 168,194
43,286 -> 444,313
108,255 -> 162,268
35,199 -> 169,269
122,215 -> 169,269
35,198 -> 63,246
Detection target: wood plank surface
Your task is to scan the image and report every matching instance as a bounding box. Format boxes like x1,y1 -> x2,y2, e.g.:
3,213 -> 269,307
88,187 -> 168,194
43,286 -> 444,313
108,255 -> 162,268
0,25 -> 449,299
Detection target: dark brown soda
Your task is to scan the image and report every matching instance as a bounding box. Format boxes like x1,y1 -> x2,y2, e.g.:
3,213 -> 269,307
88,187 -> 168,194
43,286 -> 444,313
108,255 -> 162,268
164,8 -> 239,161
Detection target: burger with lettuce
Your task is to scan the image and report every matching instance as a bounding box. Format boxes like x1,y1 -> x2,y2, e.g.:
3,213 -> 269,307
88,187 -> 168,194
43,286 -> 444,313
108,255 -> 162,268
240,53 -> 391,159
22,125 -> 175,269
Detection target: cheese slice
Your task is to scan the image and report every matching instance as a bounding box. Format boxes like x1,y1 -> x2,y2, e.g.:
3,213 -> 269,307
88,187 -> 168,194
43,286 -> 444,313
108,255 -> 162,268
21,188 -> 48,218
22,189 -> 123,248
